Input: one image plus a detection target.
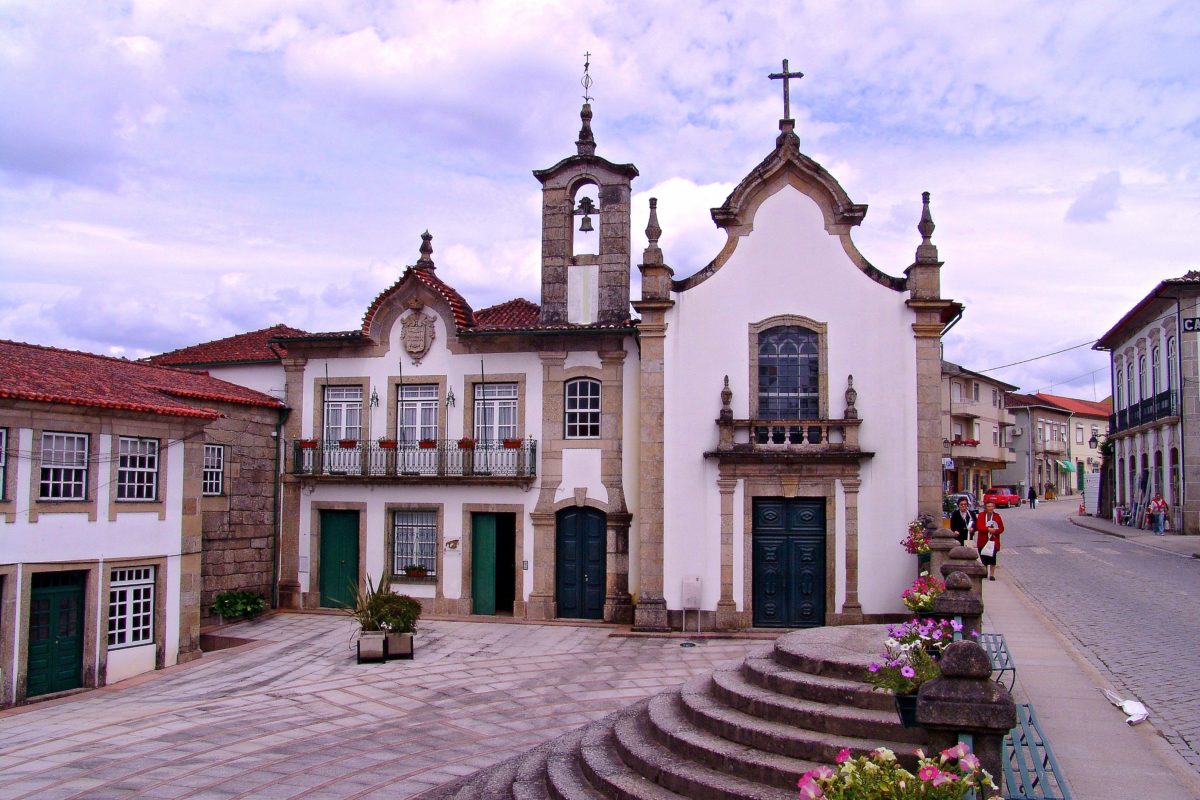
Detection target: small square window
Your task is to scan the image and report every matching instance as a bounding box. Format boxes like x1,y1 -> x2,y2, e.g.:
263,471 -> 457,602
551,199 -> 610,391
109,566 -> 155,648
40,432 -> 88,500
203,444 -> 225,496
117,437 -> 159,501
393,510 -> 437,576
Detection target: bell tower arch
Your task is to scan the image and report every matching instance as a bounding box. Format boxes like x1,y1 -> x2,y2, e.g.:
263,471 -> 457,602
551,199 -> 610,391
532,100 -> 639,326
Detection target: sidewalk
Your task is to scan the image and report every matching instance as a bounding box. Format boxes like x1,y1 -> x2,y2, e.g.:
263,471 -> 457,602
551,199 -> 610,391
1068,510 -> 1200,559
984,570 -> 1200,799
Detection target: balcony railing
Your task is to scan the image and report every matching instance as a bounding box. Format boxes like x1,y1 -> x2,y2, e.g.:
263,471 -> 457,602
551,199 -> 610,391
713,417 -> 862,456
291,439 -> 536,480
1111,390 -> 1176,434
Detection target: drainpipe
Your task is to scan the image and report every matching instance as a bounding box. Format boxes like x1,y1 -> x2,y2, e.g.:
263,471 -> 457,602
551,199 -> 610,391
271,408 -> 290,609
1176,296 -> 1184,531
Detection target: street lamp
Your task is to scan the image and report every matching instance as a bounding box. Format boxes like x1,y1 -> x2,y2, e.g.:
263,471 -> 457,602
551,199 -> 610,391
1089,433 -> 1099,449
942,438 -> 952,494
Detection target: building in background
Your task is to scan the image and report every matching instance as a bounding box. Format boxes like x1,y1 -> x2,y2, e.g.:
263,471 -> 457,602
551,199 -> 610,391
0,341 -> 282,706
996,392 -> 1110,501
941,361 -> 1017,499
1096,271 -> 1198,533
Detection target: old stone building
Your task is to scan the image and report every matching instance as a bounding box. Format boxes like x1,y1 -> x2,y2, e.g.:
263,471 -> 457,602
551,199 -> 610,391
156,76 -> 961,629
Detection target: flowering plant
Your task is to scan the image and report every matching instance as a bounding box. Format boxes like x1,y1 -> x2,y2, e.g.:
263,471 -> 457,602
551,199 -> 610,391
901,520 -> 930,554
797,744 -> 1001,799
902,572 -> 945,612
866,618 -> 977,694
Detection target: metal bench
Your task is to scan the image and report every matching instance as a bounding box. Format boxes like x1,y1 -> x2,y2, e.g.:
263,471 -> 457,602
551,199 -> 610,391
980,632 -> 1016,691
1003,703 -> 1072,799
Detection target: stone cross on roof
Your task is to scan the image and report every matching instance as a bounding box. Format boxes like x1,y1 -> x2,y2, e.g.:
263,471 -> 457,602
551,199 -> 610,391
768,58 -> 804,120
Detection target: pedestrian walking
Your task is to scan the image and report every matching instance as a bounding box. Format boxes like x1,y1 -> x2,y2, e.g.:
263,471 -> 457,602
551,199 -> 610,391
975,501 -> 1004,581
1027,485 -> 1037,509
1149,492 -> 1168,535
950,496 -> 974,546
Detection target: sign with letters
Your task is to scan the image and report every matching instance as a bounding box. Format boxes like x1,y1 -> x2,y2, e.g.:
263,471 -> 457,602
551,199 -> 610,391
1183,318 -> 1200,332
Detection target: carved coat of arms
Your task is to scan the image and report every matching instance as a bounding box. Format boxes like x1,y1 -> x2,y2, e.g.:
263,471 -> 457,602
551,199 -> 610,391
400,310 -> 436,365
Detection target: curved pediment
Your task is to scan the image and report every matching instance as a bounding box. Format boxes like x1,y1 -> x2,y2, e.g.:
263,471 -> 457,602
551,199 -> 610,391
674,124 -> 907,294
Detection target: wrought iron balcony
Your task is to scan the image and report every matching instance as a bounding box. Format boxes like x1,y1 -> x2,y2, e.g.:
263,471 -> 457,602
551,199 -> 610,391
291,439 -> 536,482
1110,390 -> 1176,435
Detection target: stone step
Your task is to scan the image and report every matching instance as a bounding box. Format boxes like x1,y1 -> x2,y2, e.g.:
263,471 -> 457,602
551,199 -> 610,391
578,706 -> 688,800
678,677 -> 925,768
454,755 -> 522,800
645,691 -> 822,787
545,746 -> 607,800
708,670 -> 924,744
611,701 -> 795,800
523,728 -> 591,800
769,624 -> 889,683
740,653 -> 893,713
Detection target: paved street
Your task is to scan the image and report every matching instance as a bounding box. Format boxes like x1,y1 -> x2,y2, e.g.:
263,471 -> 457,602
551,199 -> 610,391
0,616 -> 767,799
996,500 -> 1200,774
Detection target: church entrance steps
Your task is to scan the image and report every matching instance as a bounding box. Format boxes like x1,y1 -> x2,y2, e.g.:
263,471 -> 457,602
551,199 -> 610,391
421,624 -> 928,800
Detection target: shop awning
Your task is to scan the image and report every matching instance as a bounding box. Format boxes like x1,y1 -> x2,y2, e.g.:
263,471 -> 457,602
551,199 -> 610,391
1059,460 -> 1076,472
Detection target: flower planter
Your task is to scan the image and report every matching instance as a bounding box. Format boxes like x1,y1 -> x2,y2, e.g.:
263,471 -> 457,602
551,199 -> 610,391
339,439 -> 359,449
298,440 -> 318,449
385,632 -> 415,660
418,439 -> 437,449
457,438 -> 475,450
893,693 -> 919,727
377,439 -> 398,450
502,438 -> 522,449
356,631 -> 386,664
403,567 -> 428,578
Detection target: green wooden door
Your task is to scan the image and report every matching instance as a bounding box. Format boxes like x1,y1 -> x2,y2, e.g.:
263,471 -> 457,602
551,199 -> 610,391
555,508 -> 606,620
27,572 -> 85,697
319,510 -> 359,609
752,498 -> 825,628
472,514 -> 497,615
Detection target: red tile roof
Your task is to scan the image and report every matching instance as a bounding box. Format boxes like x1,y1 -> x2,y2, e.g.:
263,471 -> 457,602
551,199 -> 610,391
148,324 -> 307,366
474,298 -> 541,329
1034,393 -> 1111,417
362,267 -> 476,332
0,340 -> 284,420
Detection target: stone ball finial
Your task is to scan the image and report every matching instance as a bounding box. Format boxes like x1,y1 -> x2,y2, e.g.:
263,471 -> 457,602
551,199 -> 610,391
937,640 -> 993,680
843,374 -> 858,419
646,197 -> 662,247
945,571 -> 972,591
719,375 -> 733,421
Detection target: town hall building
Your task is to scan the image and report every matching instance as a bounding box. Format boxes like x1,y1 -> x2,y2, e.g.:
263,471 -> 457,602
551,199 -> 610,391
153,70 -> 960,630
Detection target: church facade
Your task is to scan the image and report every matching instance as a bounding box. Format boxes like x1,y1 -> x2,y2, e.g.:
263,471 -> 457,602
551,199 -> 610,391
157,87 -> 959,630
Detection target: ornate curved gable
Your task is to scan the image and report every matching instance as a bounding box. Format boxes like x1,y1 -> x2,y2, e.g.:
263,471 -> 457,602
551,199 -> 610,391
360,232 -> 475,346
674,121 -> 907,293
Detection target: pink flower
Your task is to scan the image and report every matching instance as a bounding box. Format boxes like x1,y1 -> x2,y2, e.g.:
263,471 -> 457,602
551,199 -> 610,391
932,772 -> 960,787
941,742 -> 970,760
959,753 -> 981,771
836,748 -> 851,764
809,766 -> 835,781
868,663 -> 880,673
901,665 -> 916,678
918,765 -> 940,782
797,774 -> 825,799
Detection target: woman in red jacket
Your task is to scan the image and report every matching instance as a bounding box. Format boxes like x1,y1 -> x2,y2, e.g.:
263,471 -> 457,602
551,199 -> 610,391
975,501 -> 1004,581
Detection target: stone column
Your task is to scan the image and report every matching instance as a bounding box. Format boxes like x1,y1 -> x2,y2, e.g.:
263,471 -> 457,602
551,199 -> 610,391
526,511 -> 557,620
841,478 -> 864,622
918,639 -> 1017,787
632,319 -> 669,631
277,356 -> 306,609
942,544 -> 987,608
927,516 -> 957,581
604,511 -> 633,624
526,352 -> 568,621
715,476 -> 739,629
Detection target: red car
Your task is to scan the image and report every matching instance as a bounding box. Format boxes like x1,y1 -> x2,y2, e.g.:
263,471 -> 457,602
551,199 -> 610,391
983,487 -> 1020,508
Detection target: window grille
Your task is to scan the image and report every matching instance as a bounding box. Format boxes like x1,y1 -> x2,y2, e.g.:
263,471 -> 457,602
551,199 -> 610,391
117,438 -> 159,501
474,383 -> 518,441
109,566 -> 154,648
323,386 -> 363,441
565,378 -> 601,438
398,384 -> 439,442
202,444 -> 224,496
393,510 -> 437,575
40,432 -> 88,500
757,327 -> 818,419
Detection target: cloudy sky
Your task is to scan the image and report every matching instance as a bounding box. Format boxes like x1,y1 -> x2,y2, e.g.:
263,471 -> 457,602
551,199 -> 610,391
2,1 -> 1197,399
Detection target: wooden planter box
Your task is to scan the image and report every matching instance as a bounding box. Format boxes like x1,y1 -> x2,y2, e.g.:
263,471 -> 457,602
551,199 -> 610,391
356,631 -> 386,664
385,632 -> 415,660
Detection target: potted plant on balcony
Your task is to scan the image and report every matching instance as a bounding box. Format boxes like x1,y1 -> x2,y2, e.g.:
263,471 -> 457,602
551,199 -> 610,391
418,438 -> 437,449
402,564 -> 429,578
377,437 -> 398,449
502,437 -> 523,449
338,438 -> 358,449
457,437 -> 475,450
298,439 -> 318,449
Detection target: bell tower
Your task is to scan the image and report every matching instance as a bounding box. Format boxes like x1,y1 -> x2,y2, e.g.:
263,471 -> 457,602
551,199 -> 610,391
532,61 -> 638,326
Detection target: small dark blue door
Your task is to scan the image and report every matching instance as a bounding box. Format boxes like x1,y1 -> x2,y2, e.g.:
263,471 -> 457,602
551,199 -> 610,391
556,507 -> 606,620
752,498 -> 825,628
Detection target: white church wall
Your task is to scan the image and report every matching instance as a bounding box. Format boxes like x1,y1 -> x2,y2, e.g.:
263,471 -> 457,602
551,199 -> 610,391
660,187 -> 918,616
